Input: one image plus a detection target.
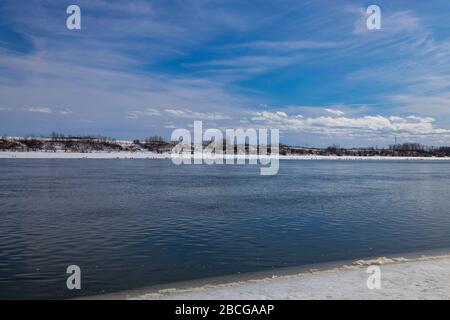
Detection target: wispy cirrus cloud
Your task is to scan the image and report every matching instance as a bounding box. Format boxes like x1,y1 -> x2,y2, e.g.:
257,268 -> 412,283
59,108 -> 74,115
325,108 -> 346,116
164,108 -> 231,121
352,9 -> 420,35
125,108 -> 162,119
237,40 -> 347,51
0,0 -> 449,145
28,107 -> 52,113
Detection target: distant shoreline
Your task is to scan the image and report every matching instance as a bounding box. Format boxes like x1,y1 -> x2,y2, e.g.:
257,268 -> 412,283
1,151 -> 450,161
2,136 -> 450,158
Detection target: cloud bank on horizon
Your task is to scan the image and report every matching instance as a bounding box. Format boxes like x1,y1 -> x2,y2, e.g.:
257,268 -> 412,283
0,0 -> 449,146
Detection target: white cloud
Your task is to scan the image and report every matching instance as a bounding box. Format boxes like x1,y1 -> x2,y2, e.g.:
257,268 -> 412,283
164,108 -> 230,121
125,111 -> 141,120
164,123 -> 177,129
125,108 -> 162,119
275,111 -> 288,117
60,108 -> 74,115
250,111 -> 450,138
28,107 -> 52,113
325,108 -> 345,116
144,108 -> 161,116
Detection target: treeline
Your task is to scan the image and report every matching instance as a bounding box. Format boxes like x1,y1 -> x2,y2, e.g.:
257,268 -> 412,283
280,143 -> 450,157
0,134 -> 174,153
0,135 -> 134,153
133,136 -> 173,153
1,136 -> 449,157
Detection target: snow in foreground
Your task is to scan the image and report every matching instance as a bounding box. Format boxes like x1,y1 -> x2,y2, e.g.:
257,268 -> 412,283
128,254 -> 450,300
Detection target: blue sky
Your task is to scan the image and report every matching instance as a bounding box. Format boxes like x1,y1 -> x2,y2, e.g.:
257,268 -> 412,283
1,0 -> 450,146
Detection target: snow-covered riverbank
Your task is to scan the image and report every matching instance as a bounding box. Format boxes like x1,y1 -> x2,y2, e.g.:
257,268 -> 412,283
104,253 -> 450,300
1,151 -> 450,161
0,151 -> 167,159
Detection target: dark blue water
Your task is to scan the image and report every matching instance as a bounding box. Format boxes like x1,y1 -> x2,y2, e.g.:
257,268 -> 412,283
0,159 -> 449,299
